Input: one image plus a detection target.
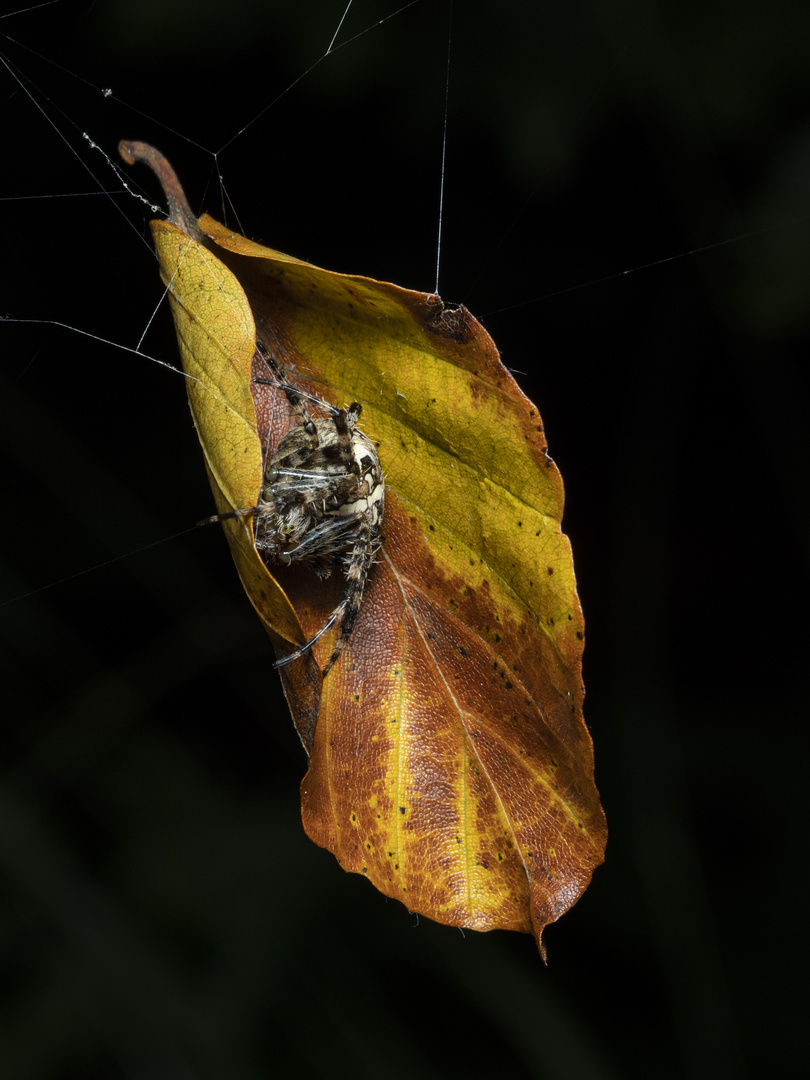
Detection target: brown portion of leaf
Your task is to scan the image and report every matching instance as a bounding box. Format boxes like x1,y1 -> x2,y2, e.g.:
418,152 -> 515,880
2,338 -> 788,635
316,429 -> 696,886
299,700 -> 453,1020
131,143 -> 605,952
303,498 -> 604,941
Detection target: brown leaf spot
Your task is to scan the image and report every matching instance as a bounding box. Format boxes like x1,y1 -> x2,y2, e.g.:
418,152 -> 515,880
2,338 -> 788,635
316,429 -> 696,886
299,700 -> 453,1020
424,301 -> 477,345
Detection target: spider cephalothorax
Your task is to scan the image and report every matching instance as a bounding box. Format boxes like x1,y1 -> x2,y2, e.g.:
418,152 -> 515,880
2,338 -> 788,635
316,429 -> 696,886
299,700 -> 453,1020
252,368 -> 384,677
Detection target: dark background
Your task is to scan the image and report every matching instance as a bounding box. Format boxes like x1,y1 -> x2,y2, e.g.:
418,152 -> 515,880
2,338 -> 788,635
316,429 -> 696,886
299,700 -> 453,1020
2,1 -> 808,1077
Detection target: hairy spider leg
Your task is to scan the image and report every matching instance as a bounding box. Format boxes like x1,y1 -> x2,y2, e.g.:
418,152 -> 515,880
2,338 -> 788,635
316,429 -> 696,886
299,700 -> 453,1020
253,374 -> 359,438
323,515 -> 380,675
254,340 -> 362,428
254,343 -> 322,441
272,511 -> 379,676
272,603 -> 346,670
195,504 -> 257,528
330,403 -> 362,479
265,409 -> 364,512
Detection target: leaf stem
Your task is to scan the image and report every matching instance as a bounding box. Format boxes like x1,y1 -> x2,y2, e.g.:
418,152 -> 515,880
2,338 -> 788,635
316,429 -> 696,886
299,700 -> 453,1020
118,140 -> 203,241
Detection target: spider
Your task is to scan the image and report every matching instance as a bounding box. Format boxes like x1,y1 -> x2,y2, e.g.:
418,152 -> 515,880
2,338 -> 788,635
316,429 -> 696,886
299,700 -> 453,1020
211,344 -> 384,678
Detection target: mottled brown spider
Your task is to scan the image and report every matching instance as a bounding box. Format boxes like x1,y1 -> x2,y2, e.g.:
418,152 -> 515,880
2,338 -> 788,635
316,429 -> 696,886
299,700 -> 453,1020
254,374 -> 384,676
205,343 -> 384,678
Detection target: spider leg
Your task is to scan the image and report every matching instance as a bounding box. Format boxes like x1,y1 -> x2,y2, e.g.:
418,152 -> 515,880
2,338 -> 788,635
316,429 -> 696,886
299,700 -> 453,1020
196,505 -> 258,528
272,602 -> 347,671
254,366 -> 363,458
332,406 -> 363,477
322,516 -> 375,676
254,377 -> 343,418
271,514 -> 377,677
254,339 -> 319,442
279,511 -> 362,562
254,375 -> 320,444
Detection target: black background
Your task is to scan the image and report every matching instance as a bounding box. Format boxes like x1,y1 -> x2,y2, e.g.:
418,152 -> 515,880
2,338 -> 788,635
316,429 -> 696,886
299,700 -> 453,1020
2,1 -> 808,1077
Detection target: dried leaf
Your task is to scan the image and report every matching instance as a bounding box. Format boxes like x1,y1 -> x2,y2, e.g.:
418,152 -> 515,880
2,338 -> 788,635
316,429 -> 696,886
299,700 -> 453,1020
121,142 -> 606,955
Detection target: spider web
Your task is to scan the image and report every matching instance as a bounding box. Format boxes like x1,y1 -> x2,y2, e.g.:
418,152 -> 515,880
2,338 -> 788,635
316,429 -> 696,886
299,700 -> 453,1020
3,0 -> 807,617
1,3 -> 808,1077
2,0 -> 806,617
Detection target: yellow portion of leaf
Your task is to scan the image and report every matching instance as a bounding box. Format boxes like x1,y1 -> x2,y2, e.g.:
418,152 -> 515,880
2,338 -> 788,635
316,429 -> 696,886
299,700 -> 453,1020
150,221 -> 310,663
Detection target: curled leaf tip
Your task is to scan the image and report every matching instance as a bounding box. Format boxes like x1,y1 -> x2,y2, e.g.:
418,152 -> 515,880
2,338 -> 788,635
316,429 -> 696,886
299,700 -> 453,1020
118,140 -> 203,242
